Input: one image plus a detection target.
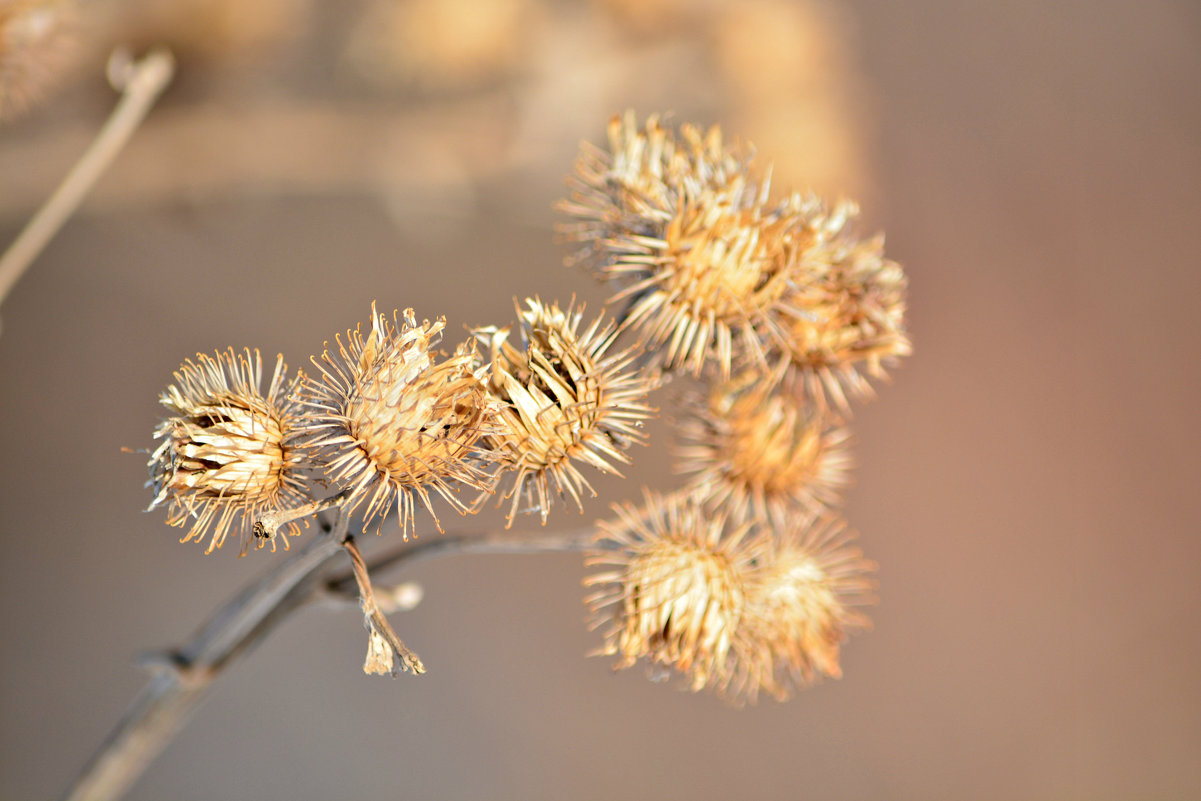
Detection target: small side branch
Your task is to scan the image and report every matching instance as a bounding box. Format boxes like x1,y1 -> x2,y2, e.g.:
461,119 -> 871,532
324,527 -> 597,599
254,490 -> 352,543
343,535 -> 426,675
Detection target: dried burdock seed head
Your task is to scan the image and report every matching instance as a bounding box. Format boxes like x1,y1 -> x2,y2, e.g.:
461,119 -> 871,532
613,177 -> 812,377
300,303 -> 492,538
728,515 -> 875,703
557,110 -> 753,283
610,110 -> 753,210
560,111 -> 848,378
0,0 -> 80,122
769,202 -> 911,415
674,376 -> 853,526
474,298 -> 655,526
148,348 -> 310,555
584,489 -> 764,694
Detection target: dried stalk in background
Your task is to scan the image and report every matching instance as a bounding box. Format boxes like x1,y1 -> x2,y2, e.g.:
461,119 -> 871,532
0,47 -> 173,329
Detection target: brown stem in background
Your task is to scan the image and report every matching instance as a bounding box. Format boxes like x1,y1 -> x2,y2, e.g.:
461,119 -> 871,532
0,48 -> 174,325
60,523 -> 594,801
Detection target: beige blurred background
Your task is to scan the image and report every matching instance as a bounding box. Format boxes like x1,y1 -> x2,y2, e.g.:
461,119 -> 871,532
2,0 -> 1199,798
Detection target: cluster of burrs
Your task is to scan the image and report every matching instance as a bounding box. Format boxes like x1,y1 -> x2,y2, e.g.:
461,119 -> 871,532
147,112 -> 909,702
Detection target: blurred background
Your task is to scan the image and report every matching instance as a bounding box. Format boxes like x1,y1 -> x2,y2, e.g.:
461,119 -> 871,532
2,0 -> 1199,798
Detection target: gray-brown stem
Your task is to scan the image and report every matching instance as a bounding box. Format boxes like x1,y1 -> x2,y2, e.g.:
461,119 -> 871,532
0,48 -> 174,320
60,522 -> 593,801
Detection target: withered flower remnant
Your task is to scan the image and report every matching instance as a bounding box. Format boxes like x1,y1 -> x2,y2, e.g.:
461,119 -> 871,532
148,348 -> 310,554
584,489 -> 763,694
561,112 -> 803,377
299,304 -> 492,538
559,112 -> 753,278
729,515 -> 875,703
133,108 -> 907,715
560,111 -> 910,399
674,376 -> 853,526
610,176 -> 811,377
475,298 -> 655,526
769,209 -> 911,415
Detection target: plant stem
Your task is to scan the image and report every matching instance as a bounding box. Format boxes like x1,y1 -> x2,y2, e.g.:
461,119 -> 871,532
254,489 -> 352,542
0,48 -> 174,320
343,534 -> 426,675
60,524 -> 594,801
323,527 -> 596,598
62,530 -> 343,801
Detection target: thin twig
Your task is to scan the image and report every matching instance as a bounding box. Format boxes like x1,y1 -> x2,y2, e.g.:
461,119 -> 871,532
324,527 -> 596,599
60,524 -> 594,801
343,534 -> 426,675
0,48 -> 174,319
254,489 -> 352,542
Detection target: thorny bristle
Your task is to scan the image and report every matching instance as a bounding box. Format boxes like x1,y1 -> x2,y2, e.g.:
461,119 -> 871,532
148,348 -> 310,555
584,489 -> 765,694
297,303 -> 493,538
673,376 -> 854,526
474,297 -> 656,526
727,515 -> 876,703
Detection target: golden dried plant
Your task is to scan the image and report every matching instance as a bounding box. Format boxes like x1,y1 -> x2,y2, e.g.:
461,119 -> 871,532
474,298 -> 655,526
728,515 -> 876,703
611,176 -> 811,376
147,348 -> 310,554
558,111 -> 753,281
135,110 -> 906,714
298,304 -> 493,538
584,489 -> 764,694
558,112 -> 909,386
674,376 -> 854,526
560,114 -> 792,376
768,214 -> 912,415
